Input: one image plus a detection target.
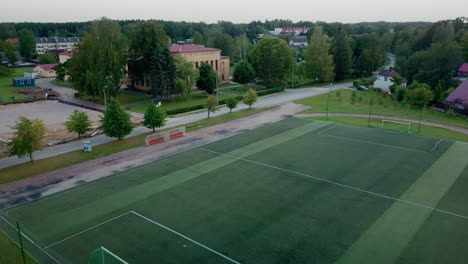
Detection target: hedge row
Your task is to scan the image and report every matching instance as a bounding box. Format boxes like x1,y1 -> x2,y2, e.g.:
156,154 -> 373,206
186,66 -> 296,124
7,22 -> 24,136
166,88 -> 283,115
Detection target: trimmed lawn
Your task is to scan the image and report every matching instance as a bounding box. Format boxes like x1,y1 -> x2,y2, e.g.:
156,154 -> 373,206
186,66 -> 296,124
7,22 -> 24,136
296,89 -> 468,129
129,93 -> 234,114
220,85 -> 264,95
0,67 -> 34,101
308,116 -> 468,142
0,232 -> 37,264
79,91 -> 150,105
0,107 -> 270,184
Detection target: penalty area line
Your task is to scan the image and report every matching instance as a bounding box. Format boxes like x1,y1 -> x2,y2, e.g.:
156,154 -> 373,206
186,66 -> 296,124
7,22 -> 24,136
199,147 -> 468,221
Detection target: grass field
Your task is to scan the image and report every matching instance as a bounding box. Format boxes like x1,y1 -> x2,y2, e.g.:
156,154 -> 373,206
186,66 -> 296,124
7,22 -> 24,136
0,67 -> 34,101
1,118 -> 468,264
296,89 -> 468,129
79,91 -> 150,105
129,93 -> 234,114
220,85 -> 263,95
309,116 -> 468,142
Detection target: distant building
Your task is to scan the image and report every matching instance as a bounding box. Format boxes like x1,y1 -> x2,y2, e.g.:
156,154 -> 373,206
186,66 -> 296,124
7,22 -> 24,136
34,64 -> 58,78
373,67 -> 406,92
274,27 -> 310,36
6,38 -> 20,44
130,44 -> 230,92
13,77 -> 35,87
457,63 -> 468,77
0,51 -> 22,65
23,71 -> 39,79
289,35 -> 308,50
35,37 -> 81,55
58,50 -> 73,64
445,81 -> 468,115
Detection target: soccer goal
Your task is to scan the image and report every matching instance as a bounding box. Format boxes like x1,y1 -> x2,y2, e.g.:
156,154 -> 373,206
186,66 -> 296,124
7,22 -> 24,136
89,247 -> 128,264
381,120 -> 412,134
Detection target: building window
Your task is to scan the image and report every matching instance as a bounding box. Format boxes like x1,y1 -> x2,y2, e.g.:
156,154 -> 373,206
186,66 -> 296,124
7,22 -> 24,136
195,62 -> 199,68
216,60 -> 218,71
210,60 -> 213,67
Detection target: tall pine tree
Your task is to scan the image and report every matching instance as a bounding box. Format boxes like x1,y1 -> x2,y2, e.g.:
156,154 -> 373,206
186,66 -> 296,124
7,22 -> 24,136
149,45 -> 177,99
331,25 -> 352,81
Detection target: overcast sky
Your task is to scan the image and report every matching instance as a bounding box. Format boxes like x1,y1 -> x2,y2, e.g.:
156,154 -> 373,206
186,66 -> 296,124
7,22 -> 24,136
2,0 -> 467,23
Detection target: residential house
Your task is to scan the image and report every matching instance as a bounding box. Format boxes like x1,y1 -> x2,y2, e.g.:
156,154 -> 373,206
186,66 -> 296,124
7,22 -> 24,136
35,37 -> 81,55
58,50 -> 73,64
289,35 -> 308,50
129,44 -> 230,92
457,63 -> 468,77
373,67 -> 406,92
445,80 -> 468,115
34,64 -> 58,78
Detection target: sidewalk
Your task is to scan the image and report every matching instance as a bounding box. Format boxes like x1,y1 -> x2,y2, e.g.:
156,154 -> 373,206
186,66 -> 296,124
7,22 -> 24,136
0,80 -> 350,169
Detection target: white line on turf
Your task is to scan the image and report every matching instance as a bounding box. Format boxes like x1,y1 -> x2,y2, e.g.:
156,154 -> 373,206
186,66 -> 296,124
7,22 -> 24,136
43,211 -> 133,250
199,148 -> 468,221
0,214 -> 62,264
316,124 -> 340,135
317,133 -> 428,153
131,211 -> 241,264
431,139 -> 443,152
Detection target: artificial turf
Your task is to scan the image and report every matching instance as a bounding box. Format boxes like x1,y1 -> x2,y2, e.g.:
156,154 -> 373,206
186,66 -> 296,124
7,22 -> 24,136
1,118 -> 468,264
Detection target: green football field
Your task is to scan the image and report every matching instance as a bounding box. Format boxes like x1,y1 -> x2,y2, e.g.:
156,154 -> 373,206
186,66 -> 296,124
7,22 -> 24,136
1,118 -> 468,264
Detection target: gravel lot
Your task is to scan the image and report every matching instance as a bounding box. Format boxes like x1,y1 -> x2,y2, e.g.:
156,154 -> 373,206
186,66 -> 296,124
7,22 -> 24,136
0,100 -> 102,134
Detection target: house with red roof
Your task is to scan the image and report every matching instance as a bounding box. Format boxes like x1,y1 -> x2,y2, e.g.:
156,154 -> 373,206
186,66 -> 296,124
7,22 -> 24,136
6,38 -> 20,44
130,44 -> 230,92
33,64 -> 58,78
59,50 -> 73,64
457,63 -> 468,77
445,80 -> 468,115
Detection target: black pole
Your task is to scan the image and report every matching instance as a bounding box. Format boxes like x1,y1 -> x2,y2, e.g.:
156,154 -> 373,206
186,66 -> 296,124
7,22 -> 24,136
368,91 -> 373,127
326,88 -> 330,120
17,221 -> 26,264
418,107 -> 422,133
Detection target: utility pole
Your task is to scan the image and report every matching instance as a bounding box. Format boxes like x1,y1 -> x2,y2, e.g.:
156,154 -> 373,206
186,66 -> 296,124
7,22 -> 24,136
368,91 -> 374,127
17,222 -> 26,264
292,62 -> 295,89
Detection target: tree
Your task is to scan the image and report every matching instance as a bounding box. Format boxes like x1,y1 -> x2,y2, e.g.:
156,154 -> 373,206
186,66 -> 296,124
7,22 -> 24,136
303,27 -> 335,82
18,29 -> 35,60
243,88 -> 258,109
461,32 -> 468,61
54,60 -> 70,81
331,25 -> 352,81
149,45 -> 177,99
250,37 -> 295,87
206,95 -> 217,118
405,87 -> 434,132
38,52 -> 58,64
66,110 -> 92,138
8,117 -> 46,162
68,18 -> 127,105
174,55 -> 198,99
197,63 -> 218,94
128,21 -> 168,79
233,60 -> 255,85
192,31 -> 205,45
102,98 -> 133,140
3,40 -> 18,64
207,31 -> 234,57
143,103 -> 167,132
233,34 -> 251,62
226,97 -> 238,113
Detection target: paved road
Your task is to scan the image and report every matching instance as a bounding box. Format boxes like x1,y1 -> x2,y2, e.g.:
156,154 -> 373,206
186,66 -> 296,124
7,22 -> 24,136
295,113 -> 468,134
0,81 -> 350,169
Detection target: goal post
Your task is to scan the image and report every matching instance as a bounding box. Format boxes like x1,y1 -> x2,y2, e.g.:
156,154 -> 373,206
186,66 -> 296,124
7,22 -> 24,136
381,120 -> 412,134
89,247 -> 128,264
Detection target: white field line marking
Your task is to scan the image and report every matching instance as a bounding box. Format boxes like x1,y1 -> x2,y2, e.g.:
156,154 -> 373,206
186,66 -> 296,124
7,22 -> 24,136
200,148 -> 468,221
431,139 -> 443,152
131,211 -> 241,264
317,132 -> 428,153
100,247 -> 129,264
43,211 -> 133,250
0,214 -> 61,264
316,124 -> 340,135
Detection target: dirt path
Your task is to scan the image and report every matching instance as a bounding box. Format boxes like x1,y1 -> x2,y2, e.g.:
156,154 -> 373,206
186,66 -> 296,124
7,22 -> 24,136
0,103 -> 308,209
295,113 -> 468,134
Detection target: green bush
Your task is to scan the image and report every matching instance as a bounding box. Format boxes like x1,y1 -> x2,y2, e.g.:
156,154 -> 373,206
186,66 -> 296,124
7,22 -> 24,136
166,104 -> 205,115
350,91 -> 357,104
256,87 -> 284,96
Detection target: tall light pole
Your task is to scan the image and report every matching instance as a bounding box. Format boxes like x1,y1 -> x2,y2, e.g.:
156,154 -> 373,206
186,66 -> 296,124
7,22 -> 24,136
292,62 -> 295,89
368,91 -> 374,127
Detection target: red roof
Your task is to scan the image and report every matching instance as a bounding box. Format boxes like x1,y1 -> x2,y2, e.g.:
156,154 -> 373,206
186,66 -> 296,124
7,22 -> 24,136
169,44 -> 220,53
458,63 -> 468,73
59,51 -> 73,56
6,38 -> 19,44
446,81 -> 468,104
35,64 -> 58,71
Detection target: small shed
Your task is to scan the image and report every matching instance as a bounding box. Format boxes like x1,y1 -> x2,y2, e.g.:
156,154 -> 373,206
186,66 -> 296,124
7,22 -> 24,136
23,71 -> 39,79
13,77 -> 35,87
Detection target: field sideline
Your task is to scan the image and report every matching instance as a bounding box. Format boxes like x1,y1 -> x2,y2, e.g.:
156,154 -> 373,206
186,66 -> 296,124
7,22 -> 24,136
1,118 -> 468,264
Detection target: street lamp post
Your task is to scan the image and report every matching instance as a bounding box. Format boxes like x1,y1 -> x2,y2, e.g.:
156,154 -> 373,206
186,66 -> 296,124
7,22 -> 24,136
368,91 -> 374,127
